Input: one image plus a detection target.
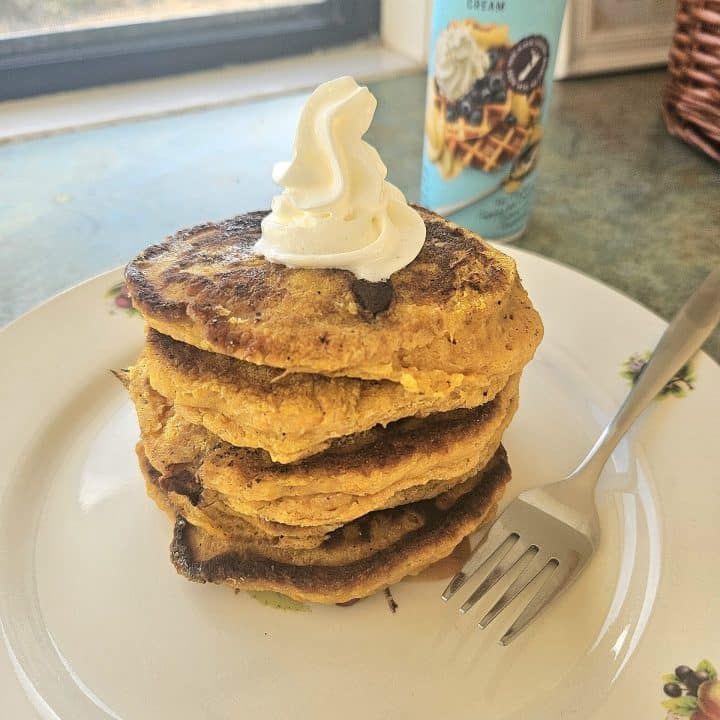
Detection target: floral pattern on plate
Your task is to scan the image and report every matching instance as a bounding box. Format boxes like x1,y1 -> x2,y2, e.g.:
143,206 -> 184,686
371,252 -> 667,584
662,659 -> 719,718
621,352 -> 696,397
106,282 -> 138,317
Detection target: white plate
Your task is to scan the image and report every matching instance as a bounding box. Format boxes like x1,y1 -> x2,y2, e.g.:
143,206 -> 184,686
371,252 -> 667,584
1,249 -> 719,720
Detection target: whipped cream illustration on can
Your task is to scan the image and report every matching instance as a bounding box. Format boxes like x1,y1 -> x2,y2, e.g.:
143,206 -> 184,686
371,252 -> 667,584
421,1 -> 566,242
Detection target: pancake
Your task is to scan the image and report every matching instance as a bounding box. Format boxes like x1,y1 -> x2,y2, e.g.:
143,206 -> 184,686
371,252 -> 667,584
137,444 -> 337,549
126,207 -> 543,395
142,329 -> 510,463
127,362 -> 519,527
142,444 -> 511,604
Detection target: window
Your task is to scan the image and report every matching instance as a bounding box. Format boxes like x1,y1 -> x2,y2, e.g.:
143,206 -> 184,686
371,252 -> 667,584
0,0 -> 379,100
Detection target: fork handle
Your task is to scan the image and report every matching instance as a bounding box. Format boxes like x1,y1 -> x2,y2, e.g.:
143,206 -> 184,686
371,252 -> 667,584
569,265 -> 720,480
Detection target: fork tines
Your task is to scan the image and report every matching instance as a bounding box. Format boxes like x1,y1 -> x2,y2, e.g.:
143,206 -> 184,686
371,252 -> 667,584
442,513 -> 581,646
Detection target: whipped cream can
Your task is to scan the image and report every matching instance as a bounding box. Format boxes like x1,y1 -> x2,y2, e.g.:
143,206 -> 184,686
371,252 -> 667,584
421,0 -> 566,241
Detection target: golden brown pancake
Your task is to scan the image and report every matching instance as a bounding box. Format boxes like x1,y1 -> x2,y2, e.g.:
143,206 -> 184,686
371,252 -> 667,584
142,445 -> 511,604
136,444 -> 336,549
127,363 -> 519,527
141,329 -> 510,463
126,207 -> 543,395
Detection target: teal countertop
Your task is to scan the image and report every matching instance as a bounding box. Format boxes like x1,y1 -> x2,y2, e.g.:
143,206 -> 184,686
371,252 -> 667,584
1,68 -> 718,358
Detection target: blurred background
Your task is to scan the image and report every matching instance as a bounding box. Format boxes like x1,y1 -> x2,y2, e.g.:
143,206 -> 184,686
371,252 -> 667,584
0,0 -> 682,95
0,0 -> 718,356
2,0 -> 302,34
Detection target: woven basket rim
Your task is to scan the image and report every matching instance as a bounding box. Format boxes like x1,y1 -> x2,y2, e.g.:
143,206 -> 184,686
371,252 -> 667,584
664,0 -> 720,161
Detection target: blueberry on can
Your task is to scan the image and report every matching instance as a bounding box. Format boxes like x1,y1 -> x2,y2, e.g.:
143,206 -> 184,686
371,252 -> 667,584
480,86 -> 492,102
460,100 -> 473,118
489,73 -> 504,93
663,683 -> 682,698
492,91 -> 507,105
446,105 -> 458,122
469,109 -> 483,125
474,77 -> 488,91
506,113 -> 517,126
487,48 -> 500,68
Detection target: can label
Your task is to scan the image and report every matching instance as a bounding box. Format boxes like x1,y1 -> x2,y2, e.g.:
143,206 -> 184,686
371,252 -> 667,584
421,1 -> 566,240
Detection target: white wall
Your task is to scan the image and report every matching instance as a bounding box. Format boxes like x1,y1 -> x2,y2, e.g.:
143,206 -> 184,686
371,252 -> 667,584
380,0 -> 433,65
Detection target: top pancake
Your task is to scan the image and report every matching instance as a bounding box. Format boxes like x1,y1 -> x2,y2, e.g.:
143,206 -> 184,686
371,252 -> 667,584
126,206 -> 543,394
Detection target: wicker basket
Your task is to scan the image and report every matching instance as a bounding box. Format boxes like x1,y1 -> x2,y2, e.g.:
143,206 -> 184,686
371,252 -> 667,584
663,0 -> 720,162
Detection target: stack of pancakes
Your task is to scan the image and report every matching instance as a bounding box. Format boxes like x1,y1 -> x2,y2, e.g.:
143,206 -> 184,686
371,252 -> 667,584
123,207 -> 542,604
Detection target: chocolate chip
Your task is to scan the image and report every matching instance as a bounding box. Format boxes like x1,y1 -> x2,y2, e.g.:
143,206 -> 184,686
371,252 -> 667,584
351,279 -> 394,317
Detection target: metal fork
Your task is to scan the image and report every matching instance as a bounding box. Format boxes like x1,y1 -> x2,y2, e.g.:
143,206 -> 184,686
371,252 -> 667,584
443,266 -> 720,645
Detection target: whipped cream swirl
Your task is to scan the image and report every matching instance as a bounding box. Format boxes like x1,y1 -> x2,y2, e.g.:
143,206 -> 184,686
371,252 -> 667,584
255,76 -> 426,282
435,24 -> 490,102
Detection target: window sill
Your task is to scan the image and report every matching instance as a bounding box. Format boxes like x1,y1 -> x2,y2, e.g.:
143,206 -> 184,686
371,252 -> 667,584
0,40 -> 421,144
